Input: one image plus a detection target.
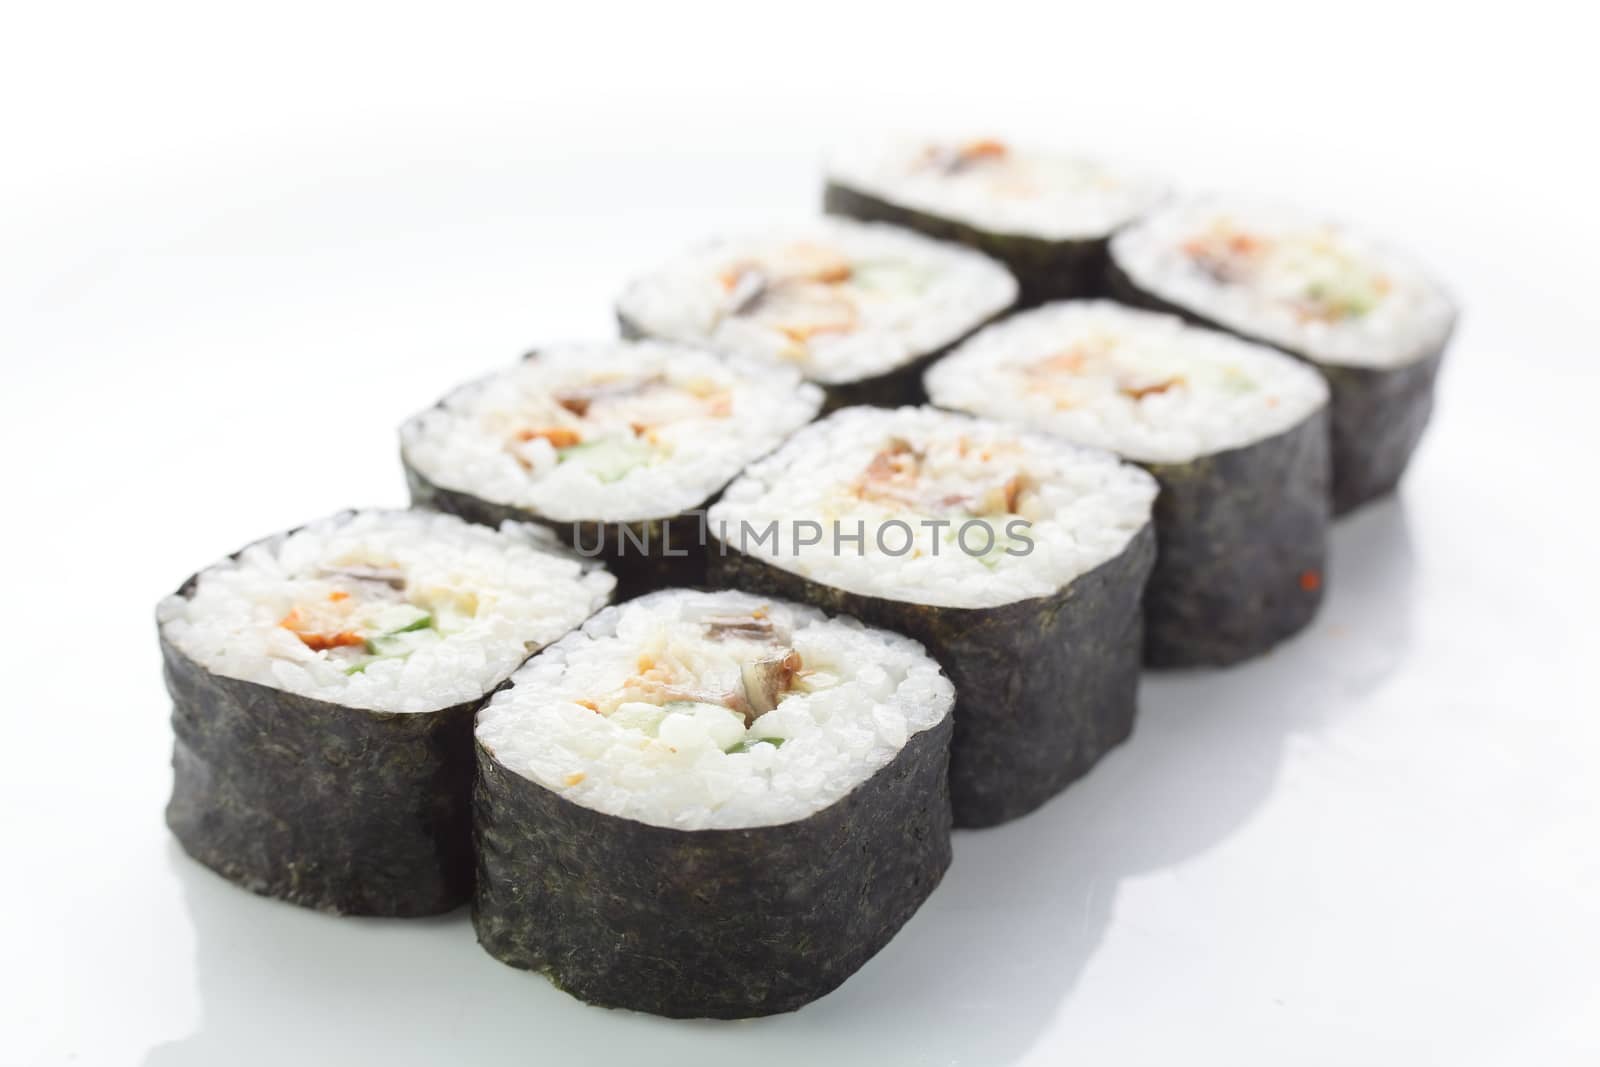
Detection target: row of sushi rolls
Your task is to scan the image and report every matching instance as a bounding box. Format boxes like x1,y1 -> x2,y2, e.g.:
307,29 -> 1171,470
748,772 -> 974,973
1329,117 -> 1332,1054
158,137 -> 1456,1019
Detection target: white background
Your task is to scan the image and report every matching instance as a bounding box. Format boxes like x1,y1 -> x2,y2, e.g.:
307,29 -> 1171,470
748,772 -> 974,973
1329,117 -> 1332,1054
3,3 -> 1598,1064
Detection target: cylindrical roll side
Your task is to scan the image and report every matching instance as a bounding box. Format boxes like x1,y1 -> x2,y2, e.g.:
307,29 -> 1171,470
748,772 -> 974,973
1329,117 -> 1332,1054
163,633 -> 479,916
471,714 -> 953,1018
1141,409 -> 1331,667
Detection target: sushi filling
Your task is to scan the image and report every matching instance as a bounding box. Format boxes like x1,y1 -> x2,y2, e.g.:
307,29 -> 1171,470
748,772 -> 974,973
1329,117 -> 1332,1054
1111,198 -> 1455,368
708,407 -> 1156,609
159,511 -> 614,712
825,138 -> 1168,240
926,301 -> 1328,464
401,342 -> 821,523
846,433 -> 1036,568
617,220 -> 1016,385
270,562 -> 498,678
476,590 -> 954,829
1179,221 -> 1390,321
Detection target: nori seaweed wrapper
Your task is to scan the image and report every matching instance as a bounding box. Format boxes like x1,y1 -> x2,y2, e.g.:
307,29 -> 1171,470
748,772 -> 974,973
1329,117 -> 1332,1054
472,716 -> 954,1018
617,307 -> 1011,414
710,525 -> 1157,828
162,598 -> 483,917
1107,259 -> 1450,514
825,181 -> 1112,307
1319,352 -> 1446,514
1139,408 -> 1331,667
403,457 -> 705,601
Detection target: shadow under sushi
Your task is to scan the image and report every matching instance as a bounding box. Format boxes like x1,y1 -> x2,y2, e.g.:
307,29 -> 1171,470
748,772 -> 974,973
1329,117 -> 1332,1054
148,502 -> 1415,1067
800,502 -> 1414,1062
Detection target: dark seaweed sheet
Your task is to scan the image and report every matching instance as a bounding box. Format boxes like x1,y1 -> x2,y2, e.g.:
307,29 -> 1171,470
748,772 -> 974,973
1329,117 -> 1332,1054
1106,258 -> 1450,515
1320,355 -> 1445,514
825,181 -> 1112,307
711,525 -> 1156,827
1141,409 -> 1330,667
163,627 -> 482,917
472,713 -> 954,1018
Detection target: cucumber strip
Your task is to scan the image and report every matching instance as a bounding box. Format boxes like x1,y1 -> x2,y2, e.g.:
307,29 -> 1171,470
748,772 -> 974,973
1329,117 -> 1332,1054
725,737 -> 785,755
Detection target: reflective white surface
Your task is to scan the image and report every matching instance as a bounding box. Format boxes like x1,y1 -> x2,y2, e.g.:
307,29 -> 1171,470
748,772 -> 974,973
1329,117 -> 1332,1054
4,6 -> 1598,1063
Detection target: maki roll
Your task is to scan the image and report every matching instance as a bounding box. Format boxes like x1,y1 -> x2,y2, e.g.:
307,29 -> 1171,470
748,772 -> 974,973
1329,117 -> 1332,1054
159,509 -> 614,915
615,219 -> 1017,410
473,589 -> 955,1018
1107,197 -> 1456,513
926,301 -> 1331,667
401,340 -> 822,599
706,407 -> 1157,827
824,137 -> 1167,305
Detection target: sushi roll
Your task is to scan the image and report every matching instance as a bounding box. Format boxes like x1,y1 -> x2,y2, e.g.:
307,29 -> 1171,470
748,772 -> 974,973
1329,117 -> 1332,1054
159,509 -> 614,915
1107,197 -> 1456,513
824,137 -> 1167,305
615,219 -> 1017,411
926,301 -> 1331,667
473,589 -> 955,1018
706,407 -> 1157,827
400,341 -> 822,599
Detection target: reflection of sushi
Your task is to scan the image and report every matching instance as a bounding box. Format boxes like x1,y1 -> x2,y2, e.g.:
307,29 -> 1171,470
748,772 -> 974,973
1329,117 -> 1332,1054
927,301 -> 1331,667
159,509 -> 614,916
473,589 -> 955,1018
1108,198 -> 1455,513
616,219 -> 1016,411
824,138 -> 1167,306
707,407 -> 1157,827
401,341 -> 821,599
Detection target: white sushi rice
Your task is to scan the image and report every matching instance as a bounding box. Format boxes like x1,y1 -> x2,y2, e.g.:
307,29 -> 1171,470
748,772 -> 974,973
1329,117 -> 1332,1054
926,301 -> 1329,465
476,589 -> 954,830
616,219 -> 1017,386
1111,197 -> 1457,369
826,137 -> 1168,241
400,341 -> 822,524
707,406 -> 1156,610
158,510 -> 615,713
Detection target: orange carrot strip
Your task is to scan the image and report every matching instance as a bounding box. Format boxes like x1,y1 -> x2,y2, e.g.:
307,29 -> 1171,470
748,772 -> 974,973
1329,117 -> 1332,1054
514,427 -> 583,448
294,631 -> 366,652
